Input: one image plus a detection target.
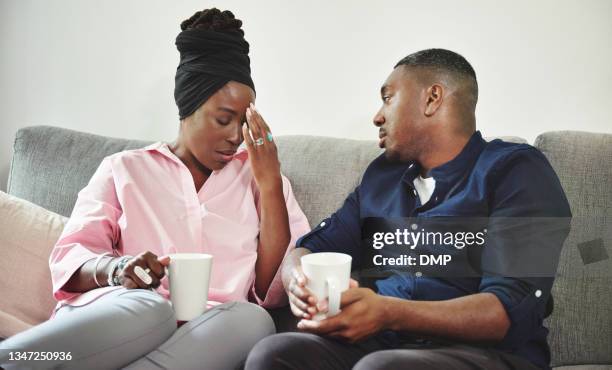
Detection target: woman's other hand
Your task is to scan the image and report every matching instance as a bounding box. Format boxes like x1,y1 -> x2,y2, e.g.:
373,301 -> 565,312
243,103 -> 282,192
287,265 -> 319,319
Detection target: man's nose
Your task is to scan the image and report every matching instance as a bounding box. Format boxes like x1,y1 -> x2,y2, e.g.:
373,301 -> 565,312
373,110 -> 385,127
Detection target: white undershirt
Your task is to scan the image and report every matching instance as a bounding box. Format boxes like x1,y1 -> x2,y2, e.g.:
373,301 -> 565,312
413,175 -> 436,205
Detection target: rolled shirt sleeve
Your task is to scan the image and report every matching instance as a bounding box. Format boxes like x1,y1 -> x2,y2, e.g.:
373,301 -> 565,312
48,158 -> 122,301
296,186 -> 364,267
479,148 -> 572,346
250,175 -> 311,308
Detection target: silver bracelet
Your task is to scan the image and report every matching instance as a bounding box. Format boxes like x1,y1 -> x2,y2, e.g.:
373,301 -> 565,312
106,257 -> 122,287
93,252 -> 111,287
109,255 -> 133,286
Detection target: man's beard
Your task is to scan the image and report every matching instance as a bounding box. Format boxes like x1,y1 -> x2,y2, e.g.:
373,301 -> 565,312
384,145 -> 417,163
384,149 -> 401,162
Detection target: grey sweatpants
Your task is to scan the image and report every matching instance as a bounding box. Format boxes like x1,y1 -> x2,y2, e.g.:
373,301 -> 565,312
0,288 -> 275,370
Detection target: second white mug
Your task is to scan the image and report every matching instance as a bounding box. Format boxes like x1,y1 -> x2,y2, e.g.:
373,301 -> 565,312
301,252 -> 352,320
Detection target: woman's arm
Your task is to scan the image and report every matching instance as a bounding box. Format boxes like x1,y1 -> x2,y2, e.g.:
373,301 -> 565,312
49,158 -> 122,300
49,158 -> 167,295
63,252 -> 169,292
243,104 -> 291,298
62,256 -> 117,292
253,179 -> 291,298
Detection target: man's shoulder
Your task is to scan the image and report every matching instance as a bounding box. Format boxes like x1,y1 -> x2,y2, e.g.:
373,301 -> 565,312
478,139 -> 568,205
477,139 -> 550,174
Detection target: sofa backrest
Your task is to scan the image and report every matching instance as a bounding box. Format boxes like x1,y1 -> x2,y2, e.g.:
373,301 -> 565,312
7,125 -> 525,223
7,126 -> 152,218
535,131 -> 612,367
274,135 -> 382,227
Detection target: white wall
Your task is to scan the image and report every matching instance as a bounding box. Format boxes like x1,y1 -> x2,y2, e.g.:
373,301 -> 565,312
1,0 -> 611,192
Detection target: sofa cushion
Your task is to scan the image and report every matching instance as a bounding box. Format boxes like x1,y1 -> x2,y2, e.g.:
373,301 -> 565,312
0,191 -> 67,339
535,131 -> 612,367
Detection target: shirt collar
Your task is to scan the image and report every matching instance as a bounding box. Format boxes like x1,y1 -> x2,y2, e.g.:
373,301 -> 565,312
143,141 -> 184,167
401,130 -> 486,186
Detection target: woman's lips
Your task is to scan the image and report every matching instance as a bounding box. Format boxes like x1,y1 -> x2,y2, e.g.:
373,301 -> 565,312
216,151 -> 236,162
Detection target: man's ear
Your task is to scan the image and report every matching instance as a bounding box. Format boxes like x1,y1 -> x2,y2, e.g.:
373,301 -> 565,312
424,84 -> 444,117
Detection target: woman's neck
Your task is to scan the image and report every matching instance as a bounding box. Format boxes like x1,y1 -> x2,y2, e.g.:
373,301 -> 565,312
168,140 -> 212,192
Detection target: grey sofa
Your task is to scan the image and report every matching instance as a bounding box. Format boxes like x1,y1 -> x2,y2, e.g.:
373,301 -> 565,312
6,125 -> 612,369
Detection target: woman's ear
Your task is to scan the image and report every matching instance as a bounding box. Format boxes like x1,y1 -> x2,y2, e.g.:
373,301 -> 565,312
424,84 -> 444,117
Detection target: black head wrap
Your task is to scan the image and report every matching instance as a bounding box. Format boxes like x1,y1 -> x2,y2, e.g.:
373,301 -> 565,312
174,29 -> 255,120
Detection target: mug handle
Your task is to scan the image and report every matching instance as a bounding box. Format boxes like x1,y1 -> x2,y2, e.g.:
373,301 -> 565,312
327,277 -> 341,316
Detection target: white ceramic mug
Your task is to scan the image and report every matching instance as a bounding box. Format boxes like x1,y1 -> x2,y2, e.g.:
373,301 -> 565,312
301,252 -> 352,320
167,253 -> 213,321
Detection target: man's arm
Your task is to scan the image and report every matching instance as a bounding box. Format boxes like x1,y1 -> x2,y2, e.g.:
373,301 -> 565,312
299,286 -> 509,343
383,292 -> 510,342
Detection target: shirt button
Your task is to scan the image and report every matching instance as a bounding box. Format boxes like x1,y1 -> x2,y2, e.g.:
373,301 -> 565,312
415,271 -> 422,277
535,290 -> 542,298
320,221 -> 326,227
413,189 -> 417,196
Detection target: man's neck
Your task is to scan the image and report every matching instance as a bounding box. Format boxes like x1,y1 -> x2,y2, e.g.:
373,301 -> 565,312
418,132 -> 473,176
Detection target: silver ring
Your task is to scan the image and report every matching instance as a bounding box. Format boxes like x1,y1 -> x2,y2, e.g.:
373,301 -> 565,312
255,138 -> 265,146
134,266 -> 153,285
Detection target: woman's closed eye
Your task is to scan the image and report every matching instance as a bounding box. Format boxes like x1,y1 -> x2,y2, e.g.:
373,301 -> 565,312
216,117 -> 232,126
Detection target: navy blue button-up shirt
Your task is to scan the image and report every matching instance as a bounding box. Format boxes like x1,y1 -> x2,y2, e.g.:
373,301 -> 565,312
297,131 -> 571,370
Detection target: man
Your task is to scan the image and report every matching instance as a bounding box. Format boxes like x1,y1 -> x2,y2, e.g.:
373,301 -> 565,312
246,49 -> 571,370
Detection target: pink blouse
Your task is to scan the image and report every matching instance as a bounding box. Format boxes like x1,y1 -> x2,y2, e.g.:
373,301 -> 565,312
48,141 -> 310,317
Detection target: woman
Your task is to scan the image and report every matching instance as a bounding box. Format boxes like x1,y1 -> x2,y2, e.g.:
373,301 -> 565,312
0,8 -> 310,370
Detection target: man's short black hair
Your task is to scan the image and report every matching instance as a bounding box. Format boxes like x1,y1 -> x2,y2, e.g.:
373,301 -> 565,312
395,48 -> 478,106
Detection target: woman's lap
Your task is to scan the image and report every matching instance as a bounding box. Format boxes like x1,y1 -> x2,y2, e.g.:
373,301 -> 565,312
0,288 -> 274,370
0,288 -> 176,369
123,300 -> 275,370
